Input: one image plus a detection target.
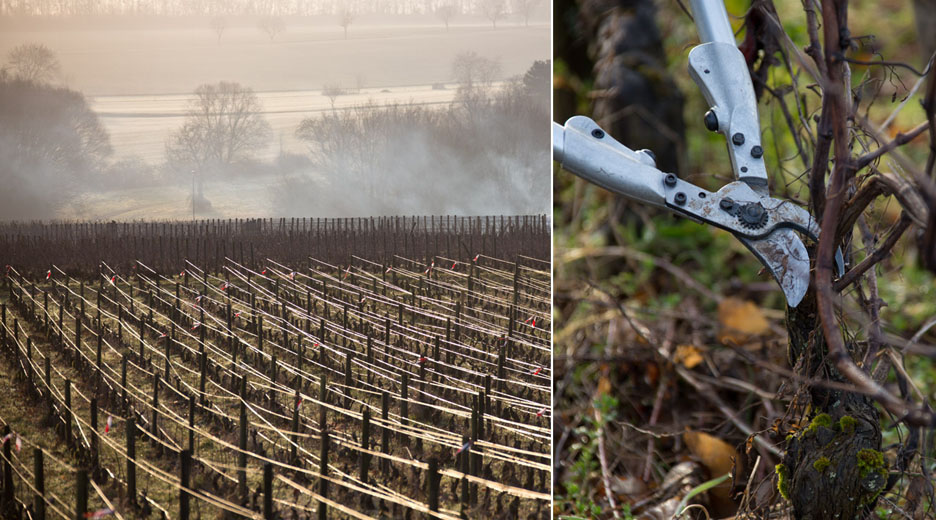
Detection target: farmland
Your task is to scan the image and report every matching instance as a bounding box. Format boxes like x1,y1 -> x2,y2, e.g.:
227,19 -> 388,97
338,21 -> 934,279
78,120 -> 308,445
0,215 -> 551,519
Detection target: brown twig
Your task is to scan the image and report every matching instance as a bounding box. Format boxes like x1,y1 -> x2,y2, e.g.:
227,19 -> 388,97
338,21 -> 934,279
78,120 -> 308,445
834,175 -> 888,242
833,212 -> 912,291
814,0 -> 936,428
595,406 -> 621,519
855,121 -> 930,170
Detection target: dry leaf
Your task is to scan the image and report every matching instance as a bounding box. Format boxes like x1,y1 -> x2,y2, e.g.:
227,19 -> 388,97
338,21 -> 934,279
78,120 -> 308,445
718,297 -> 770,344
683,430 -> 742,505
674,344 -> 704,368
596,375 -> 611,397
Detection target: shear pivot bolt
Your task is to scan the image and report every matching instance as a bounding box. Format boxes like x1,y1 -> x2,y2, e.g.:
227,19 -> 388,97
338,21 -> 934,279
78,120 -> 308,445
674,192 -> 687,205
751,145 -> 763,158
704,110 -> 718,131
591,129 -> 605,139
664,174 -> 678,187
732,133 -> 745,146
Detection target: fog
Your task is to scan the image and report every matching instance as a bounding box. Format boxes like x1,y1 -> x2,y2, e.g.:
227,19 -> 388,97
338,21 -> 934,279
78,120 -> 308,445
0,2 -> 550,220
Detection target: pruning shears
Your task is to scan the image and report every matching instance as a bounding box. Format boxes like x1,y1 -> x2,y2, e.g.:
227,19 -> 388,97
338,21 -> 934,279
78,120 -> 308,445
553,0 -> 842,307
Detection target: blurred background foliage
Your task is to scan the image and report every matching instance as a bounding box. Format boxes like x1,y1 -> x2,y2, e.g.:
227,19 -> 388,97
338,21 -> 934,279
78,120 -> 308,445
553,0 -> 936,518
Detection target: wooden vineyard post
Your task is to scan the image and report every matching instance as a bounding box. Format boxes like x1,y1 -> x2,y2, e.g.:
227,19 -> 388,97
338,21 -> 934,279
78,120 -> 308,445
263,462 -> 273,520
238,376 -> 248,501
1,426 -> 12,511
360,408 -> 370,487
94,329 -> 103,374
296,336 -> 304,380
138,313 -> 145,365
318,318 -> 326,355
454,301 -> 461,340
427,457 -> 439,514
291,389 -> 300,465
164,326 -> 172,380
270,355 -> 278,404
188,394 -> 196,452
366,336 -> 373,385
126,417 -> 136,503
381,391 -> 390,473
64,379 -> 73,446
445,318 -> 452,364
89,398 -> 99,474
318,431 -> 329,520
151,374 -> 159,436
319,375 -> 327,433
507,304 -> 515,338
33,448 -> 44,520
257,315 -> 264,356
44,357 -> 51,411
199,347 -> 207,405
344,352 -> 353,408
74,469 -> 88,520
400,373 -> 409,430
121,355 -> 128,408
384,319 -> 391,354
433,336 -> 441,383
460,434 -> 469,507
74,315 -> 81,362
470,402 -> 479,505
179,449 -> 191,520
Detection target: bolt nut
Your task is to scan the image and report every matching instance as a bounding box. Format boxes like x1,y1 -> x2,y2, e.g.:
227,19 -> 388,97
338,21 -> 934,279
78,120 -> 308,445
674,192 -> 687,205
664,174 -> 678,187
704,110 -> 718,132
591,128 -> 605,139
732,133 -> 745,146
751,145 -> 763,159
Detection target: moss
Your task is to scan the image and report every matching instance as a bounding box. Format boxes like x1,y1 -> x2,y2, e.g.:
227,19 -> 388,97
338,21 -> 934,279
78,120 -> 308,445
812,456 -> 831,473
804,413 -> 833,436
839,415 -> 857,433
776,463 -> 791,500
857,448 -> 889,505
857,448 -> 886,478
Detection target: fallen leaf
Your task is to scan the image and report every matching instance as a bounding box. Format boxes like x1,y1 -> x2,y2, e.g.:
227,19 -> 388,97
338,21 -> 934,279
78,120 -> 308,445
683,430 -> 742,504
718,297 -> 770,344
674,344 -> 704,368
596,375 -> 611,397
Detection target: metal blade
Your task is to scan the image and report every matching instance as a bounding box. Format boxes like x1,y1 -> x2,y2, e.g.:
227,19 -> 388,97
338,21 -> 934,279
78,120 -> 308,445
739,229 -> 811,308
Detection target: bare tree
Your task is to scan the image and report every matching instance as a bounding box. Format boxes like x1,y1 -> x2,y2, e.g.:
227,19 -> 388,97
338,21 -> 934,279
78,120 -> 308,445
257,16 -> 285,41
210,16 -> 226,43
339,8 -> 354,39
321,83 -> 345,109
436,4 -> 457,31
0,77 -> 110,218
452,51 -> 501,105
166,81 -> 271,177
478,0 -> 506,29
511,0 -> 539,26
4,43 -> 60,84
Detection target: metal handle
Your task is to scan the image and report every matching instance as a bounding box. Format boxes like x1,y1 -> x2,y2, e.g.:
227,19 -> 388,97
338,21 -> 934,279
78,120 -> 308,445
689,0 -> 736,44
553,116 -> 668,208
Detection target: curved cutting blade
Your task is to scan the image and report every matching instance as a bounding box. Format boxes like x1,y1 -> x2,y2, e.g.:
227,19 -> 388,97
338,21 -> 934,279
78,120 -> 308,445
739,229 -> 811,308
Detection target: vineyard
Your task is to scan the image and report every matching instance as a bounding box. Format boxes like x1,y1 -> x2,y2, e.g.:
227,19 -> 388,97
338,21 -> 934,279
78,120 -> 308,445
0,216 -> 551,520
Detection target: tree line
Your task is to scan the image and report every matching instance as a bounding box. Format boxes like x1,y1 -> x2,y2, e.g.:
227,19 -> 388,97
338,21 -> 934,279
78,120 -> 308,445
0,0 -> 543,20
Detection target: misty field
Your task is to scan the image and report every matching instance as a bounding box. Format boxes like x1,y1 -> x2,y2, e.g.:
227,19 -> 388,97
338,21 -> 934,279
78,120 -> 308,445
92,85 -> 472,163
0,18 -> 550,220
1,20 -> 547,161
0,18 -> 549,96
